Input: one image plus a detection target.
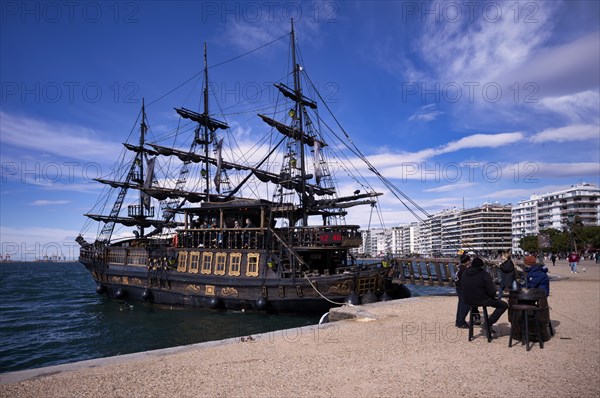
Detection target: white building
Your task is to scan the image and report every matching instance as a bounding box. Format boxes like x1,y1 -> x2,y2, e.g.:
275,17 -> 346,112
511,183 -> 600,252
511,195 -> 540,253
358,183 -> 599,257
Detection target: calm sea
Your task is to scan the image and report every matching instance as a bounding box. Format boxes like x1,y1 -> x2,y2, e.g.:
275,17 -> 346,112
0,261 -> 454,374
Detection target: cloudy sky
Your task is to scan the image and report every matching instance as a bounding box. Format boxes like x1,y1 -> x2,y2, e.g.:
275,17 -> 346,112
1,1 -> 599,260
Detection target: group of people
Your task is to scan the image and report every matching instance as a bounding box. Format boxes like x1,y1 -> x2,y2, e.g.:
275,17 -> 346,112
193,217 -> 256,229
455,252 -> 550,337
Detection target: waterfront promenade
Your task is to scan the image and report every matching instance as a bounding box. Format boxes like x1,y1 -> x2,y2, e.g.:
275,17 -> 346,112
1,259 -> 599,398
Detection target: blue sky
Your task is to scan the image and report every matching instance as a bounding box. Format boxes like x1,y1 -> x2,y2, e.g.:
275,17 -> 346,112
1,1 -> 599,260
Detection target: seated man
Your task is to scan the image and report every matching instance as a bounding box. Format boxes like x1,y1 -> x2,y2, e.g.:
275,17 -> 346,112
462,257 -> 509,335
524,255 -> 550,297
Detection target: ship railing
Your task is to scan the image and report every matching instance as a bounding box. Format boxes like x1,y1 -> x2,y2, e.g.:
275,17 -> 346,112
391,257 -> 526,288
175,228 -> 266,250
277,226 -> 362,248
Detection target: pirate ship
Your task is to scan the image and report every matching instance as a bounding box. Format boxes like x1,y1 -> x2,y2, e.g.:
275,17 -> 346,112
77,22 -> 406,313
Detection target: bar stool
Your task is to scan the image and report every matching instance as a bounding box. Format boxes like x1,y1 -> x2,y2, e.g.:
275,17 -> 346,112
468,305 -> 492,342
509,304 -> 544,351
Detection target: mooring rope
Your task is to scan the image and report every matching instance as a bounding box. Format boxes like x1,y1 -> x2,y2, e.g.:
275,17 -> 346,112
303,274 -> 354,307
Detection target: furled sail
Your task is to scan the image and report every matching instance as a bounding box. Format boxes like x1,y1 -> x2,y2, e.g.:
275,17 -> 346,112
175,107 -> 229,132
274,83 -> 317,109
258,114 -> 326,148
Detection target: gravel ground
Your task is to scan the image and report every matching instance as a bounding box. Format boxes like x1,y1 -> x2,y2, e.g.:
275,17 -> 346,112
1,259 -> 599,398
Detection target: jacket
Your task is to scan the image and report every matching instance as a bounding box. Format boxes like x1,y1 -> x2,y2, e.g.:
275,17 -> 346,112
526,264 -> 550,296
499,258 -> 516,288
455,263 -> 468,289
462,266 -> 496,305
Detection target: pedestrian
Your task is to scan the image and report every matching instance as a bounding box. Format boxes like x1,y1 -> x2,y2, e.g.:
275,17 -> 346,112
550,253 -> 557,266
524,255 -> 550,296
454,253 -> 471,329
498,253 -> 517,299
462,257 -> 508,336
568,251 -> 580,273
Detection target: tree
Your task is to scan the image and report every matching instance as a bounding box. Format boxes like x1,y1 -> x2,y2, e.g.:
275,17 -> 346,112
579,226 -> 600,252
520,235 -> 538,253
540,228 -> 569,253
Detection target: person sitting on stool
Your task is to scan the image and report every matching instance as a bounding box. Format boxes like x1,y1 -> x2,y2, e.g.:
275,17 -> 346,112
462,256 -> 509,336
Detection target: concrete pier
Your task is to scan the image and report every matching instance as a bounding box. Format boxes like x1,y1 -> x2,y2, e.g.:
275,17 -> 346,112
1,259 -> 599,397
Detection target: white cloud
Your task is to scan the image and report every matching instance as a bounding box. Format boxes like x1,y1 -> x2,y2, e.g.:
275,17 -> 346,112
502,162 -> 600,179
537,91 -> 600,124
30,200 -> 70,206
0,112 -> 122,162
498,32 -> 600,98
345,132 -> 526,178
530,124 -> 600,143
441,132 -> 524,152
425,182 -> 475,193
222,23 -> 285,52
408,104 -> 444,122
415,2 -> 557,84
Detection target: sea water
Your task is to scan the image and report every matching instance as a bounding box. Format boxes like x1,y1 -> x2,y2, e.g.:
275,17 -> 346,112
0,261 -> 453,373
0,262 -> 319,373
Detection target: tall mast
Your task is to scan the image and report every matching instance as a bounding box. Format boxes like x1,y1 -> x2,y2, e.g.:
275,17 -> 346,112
203,43 -> 211,201
291,19 -> 308,226
139,98 -> 147,237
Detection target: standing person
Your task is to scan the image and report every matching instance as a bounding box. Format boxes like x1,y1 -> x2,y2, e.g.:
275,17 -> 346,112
462,257 -> 508,335
455,253 -> 471,329
550,253 -> 557,267
498,253 -> 517,299
568,251 -> 580,273
524,255 -> 550,296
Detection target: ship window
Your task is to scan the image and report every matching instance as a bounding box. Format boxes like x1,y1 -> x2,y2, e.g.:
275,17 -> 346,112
107,249 -> 126,264
201,252 -> 213,274
229,253 -> 241,276
357,276 -> 377,295
177,251 -> 188,272
189,251 -> 200,274
246,253 -> 260,277
215,253 -> 227,276
128,249 -> 147,266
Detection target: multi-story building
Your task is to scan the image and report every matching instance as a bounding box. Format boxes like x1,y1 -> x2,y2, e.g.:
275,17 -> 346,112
389,222 -> 420,255
460,203 -> 513,256
537,183 -> 600,229
440,209 -> 461,256
511,195 -> 540,253
512,183 -> 600,253
360,228 -> 389,257
359,183 -> 599,257
360,204 -> 512,257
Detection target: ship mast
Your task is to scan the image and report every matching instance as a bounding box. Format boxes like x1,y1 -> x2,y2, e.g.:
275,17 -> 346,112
138,99 -> 147,237
291,19 -> 308,226
202,43 -> 211,201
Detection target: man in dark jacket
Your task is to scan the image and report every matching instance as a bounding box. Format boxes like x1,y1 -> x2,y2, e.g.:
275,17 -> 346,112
462,257 -> 509,334
455,253 -> 472,328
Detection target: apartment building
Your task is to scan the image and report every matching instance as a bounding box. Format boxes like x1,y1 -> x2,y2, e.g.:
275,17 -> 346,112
359,183 -> 599,257
460,203 -> 513,255
511,195 -> 540,252
512,183 -> 599,253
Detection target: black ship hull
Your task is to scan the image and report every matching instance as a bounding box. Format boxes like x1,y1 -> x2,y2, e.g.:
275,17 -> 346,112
80,255 -> 398,313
